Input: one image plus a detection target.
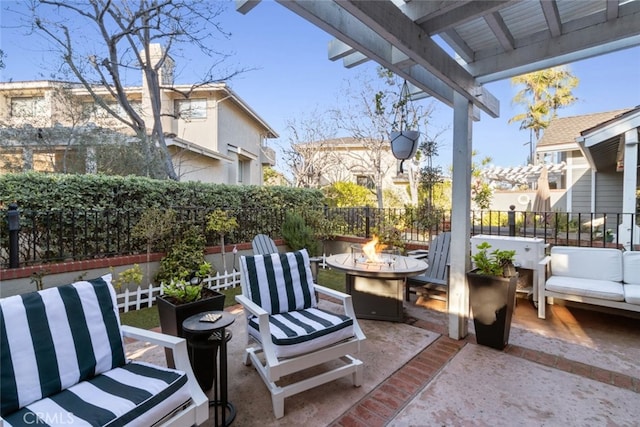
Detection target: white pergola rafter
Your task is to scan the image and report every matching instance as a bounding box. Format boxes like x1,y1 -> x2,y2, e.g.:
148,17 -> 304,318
330,0 -> 500,117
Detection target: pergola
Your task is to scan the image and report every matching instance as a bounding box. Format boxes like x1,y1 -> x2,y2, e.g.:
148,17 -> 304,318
237,0 -> 640,340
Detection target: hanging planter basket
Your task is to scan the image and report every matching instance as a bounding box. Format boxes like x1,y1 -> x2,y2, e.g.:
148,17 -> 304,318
390,130 -> 420,160
389,80 -> 420,162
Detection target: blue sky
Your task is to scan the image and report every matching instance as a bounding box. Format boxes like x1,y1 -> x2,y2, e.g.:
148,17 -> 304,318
2,1 -> 639,172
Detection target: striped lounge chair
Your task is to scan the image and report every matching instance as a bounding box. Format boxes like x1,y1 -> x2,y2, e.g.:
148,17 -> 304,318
236,248 -> 366,419
0,274 -> 208,426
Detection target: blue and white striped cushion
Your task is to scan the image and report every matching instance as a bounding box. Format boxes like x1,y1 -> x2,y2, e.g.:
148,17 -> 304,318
241,249 -> 317,315
0,274 -> 125,417
1,361 -> 191,427
247,307 -> 355,358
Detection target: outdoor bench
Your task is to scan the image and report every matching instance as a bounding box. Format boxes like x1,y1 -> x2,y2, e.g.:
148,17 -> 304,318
537,246 -> 640,319
0,274 -> 208,426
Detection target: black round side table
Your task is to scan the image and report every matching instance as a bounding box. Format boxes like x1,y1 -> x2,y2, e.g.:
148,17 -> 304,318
182,310 -> 236,427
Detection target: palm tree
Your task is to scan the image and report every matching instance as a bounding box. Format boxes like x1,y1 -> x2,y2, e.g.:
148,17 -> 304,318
509,66 -> 579,160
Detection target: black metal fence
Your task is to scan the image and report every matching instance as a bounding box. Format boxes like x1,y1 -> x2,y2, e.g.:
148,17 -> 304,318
1,205 -> 638,268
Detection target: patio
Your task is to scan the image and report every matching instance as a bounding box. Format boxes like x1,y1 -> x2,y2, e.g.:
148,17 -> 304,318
126,292 -> 640,426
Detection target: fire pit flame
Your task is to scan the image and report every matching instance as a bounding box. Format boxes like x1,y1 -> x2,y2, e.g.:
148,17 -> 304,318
352,236 -> 398,268
362,236 -> 382,263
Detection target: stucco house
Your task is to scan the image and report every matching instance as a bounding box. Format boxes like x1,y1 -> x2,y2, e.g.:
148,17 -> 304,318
293,137 -> 416,205
0,44 -> 277,185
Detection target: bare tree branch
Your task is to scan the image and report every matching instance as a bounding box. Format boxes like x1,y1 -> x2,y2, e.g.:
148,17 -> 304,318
28,0 -> 245,180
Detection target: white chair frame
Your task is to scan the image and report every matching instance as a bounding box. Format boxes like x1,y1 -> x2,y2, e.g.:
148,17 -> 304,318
235,282 -> 365,419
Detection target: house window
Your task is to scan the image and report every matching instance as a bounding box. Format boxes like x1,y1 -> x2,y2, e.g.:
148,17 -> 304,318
238,158 -> 250,183
356,175 -> 374,189
11,97 -> 45,117
175,98 -> 207,119
90,101 -> 140,118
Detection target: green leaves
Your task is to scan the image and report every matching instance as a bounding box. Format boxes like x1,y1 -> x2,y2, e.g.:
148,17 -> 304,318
471,242 -> 516,277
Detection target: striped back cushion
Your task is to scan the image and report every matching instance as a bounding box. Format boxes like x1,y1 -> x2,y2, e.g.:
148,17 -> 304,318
241,249 -> 317,315
0,274 -> 125,416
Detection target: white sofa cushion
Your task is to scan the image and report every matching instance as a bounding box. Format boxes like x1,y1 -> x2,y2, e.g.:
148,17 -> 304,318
624,285 -> 640,305
623,251 -> 640,285
550,246 -> 623,281
545,276 -> 625,301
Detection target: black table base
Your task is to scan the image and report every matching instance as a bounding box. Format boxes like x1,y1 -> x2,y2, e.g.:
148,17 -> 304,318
182,311 -> 236,427
209,400 -> 236,427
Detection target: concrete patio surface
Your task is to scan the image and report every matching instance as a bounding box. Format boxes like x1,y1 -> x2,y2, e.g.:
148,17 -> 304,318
125,293 -> 640,426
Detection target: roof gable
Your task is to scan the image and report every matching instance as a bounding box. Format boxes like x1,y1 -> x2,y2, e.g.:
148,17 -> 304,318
537,108 -> 634,148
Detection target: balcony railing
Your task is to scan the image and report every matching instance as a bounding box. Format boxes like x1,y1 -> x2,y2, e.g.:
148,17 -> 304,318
1,205 -> 638,268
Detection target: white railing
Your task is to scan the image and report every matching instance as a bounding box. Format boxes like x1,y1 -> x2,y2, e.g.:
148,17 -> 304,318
116,270 -> 241,313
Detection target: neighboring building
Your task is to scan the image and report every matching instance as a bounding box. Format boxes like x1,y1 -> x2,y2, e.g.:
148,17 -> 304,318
294,137 -> 414,204
536,106 -> 639,216
0,44 -> 277,185
484,106 -> 640,249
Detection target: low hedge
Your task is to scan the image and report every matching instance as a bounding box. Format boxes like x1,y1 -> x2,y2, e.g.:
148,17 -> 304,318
0,172 -> 325,212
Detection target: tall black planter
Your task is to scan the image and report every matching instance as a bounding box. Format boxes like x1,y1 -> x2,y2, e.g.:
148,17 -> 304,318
467,271 -> 517,350
157,289 -> 225,390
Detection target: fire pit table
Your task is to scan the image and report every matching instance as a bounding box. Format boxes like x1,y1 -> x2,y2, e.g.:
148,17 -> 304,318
326,252 -> 428,322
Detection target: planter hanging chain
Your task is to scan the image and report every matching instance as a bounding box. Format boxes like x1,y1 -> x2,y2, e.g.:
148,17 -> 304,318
390,80 -> 420,171
392,80 -> 418,133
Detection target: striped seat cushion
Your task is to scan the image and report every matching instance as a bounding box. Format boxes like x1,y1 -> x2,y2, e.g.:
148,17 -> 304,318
247,307 -> 355,358
1,274 -> 125,417
1,361 -> 191,427
241,249 -> 317,315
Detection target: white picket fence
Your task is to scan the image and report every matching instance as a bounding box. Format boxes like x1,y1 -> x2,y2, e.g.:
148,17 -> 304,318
116,269 -> 242,313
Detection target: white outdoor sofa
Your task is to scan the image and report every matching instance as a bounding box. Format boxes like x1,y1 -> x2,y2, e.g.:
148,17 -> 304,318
537,246 -> 640,319
0,274 -> 208,426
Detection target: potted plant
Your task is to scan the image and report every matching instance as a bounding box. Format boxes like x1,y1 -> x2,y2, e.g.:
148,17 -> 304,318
606,229 -> 615,243
467,242 -> 518,350
155,225 -> 225,385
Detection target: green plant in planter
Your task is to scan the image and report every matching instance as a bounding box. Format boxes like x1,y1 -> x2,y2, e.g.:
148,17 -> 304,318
162,260 -> 212,304
471,242 -> 516,277
155,225 -> 216,304
606,229 -> 614,243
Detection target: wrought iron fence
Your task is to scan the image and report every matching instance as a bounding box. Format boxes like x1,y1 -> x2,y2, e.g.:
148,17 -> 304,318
0,205 -> 288,268
1,205 -> 638,268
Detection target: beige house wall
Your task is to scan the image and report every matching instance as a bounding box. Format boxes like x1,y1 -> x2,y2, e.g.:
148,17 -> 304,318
301,140 -> 410,204
0,46 -> 276,185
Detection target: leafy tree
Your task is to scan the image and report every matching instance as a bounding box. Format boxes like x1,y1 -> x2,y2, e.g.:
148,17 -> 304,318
323,181 -> 375,207
509,66 -> 579,161
263,166 -> 289,186
206,209 -> 238,272
418,138 -> 443,211
471,152 -> 493,210
27,0 -> 245,180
